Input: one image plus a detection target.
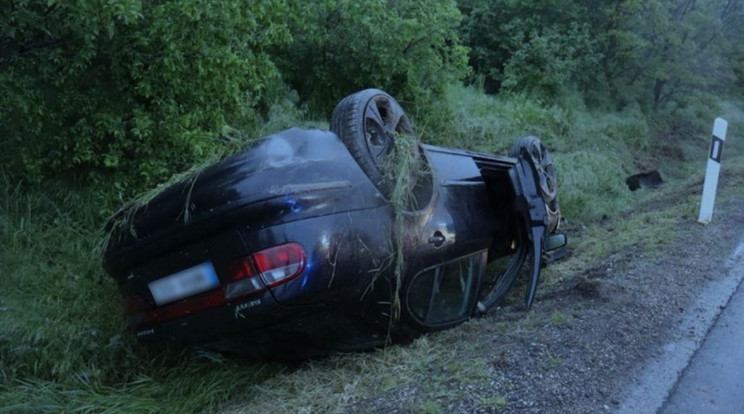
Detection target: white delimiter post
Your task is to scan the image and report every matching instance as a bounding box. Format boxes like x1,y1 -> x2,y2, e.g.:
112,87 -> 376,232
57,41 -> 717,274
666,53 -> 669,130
698,118 -> 729,224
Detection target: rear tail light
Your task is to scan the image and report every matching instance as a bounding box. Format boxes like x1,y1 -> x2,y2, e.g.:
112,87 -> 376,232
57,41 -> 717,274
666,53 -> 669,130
224,256 -> 263,299
125,243 -> 307,326
252,243 -> 306,287
224,242 -> 306,298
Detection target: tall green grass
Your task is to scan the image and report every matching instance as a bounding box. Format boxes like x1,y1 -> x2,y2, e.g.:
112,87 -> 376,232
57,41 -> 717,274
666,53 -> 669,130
0,177 -> 282,412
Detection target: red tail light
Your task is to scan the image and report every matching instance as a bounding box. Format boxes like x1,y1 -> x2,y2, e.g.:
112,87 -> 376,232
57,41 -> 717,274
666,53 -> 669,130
224,243 -> 306,298
252,243 -> 306,287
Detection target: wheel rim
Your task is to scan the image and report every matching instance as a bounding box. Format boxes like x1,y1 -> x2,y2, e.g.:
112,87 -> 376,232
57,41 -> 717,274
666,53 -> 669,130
363,95 -> 412,168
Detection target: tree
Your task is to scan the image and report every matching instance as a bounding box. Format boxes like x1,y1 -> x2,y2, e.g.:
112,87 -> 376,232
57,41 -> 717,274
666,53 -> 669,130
459,0 -> 599,97
274,0 -> 469,122
459,0 -> 740,109
593,0 -> 734,110
0,0 -> 290,188
720,0 -> 744,91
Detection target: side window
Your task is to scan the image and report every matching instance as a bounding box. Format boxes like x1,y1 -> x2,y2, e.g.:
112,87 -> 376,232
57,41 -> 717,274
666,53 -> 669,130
407,251 -> 485,326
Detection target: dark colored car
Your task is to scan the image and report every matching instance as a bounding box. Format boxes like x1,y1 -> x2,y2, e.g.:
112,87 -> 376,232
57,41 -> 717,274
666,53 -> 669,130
102,89 -> 566,358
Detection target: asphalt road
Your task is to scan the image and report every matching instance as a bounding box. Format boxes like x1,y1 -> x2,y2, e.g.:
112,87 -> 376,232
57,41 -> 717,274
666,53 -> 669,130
660,271 -> 744,414
618,237 -> 744,414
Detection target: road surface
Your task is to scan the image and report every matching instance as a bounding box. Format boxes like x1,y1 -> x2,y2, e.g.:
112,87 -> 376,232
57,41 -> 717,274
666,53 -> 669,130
660,272 -> 744,413
618,237 -> 744,414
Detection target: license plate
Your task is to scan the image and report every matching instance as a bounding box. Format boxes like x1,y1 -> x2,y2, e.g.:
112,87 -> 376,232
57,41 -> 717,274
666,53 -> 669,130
149,262 -> 219,306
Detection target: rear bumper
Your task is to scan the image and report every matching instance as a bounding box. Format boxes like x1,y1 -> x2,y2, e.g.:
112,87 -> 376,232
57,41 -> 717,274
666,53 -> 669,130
134,290 -> 315,344
134,294 -> 390,358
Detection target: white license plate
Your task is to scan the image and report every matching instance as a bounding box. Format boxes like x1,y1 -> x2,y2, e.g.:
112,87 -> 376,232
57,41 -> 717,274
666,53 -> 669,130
149,262 -> 219,306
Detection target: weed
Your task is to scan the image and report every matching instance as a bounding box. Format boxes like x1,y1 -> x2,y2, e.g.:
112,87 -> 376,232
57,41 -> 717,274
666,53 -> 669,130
548,356 -> 564,369
380,131 -> 431,321
478,395 -> 509,410
549,311 -> 572,325
417,401 -> 442,414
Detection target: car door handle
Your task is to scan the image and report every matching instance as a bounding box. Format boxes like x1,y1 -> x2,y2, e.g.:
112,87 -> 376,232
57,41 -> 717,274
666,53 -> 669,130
428,231 -> 446,247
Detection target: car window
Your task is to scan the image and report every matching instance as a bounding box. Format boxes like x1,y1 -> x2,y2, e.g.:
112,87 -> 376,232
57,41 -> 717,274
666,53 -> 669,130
407,252 -> 484,326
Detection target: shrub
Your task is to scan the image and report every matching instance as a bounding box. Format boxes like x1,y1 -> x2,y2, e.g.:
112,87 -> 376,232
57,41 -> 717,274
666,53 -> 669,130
0,0 -> 290,189
276,0 -> 469,125
459,0 -> 599,98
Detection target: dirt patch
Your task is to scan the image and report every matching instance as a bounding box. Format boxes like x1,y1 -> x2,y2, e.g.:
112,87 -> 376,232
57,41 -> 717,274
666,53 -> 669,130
342,187 -> 744,413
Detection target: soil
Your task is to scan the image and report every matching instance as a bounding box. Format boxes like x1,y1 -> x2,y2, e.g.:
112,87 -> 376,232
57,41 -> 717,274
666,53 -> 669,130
343,185 -> 744,413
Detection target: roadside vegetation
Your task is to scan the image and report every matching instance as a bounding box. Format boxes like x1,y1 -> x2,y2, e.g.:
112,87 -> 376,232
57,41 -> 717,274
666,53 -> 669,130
2,0 -> 743,412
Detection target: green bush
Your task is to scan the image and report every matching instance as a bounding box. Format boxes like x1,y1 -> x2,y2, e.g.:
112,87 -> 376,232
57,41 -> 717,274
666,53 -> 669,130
0,0 -> 290,189
276,0 -> 469,125
459,0 -> 599,98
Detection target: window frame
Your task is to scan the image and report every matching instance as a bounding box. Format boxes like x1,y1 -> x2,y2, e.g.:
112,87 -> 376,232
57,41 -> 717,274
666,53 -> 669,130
405,250 -> 488,330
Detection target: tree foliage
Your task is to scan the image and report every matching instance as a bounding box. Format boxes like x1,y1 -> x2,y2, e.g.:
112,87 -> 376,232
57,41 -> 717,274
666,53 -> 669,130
459,0 -> 599,97
276,0 -> 469,119
459,0 -> 740,111
590,0 -> 735,111
1,0 -> 290,187
720,0 -> 744,89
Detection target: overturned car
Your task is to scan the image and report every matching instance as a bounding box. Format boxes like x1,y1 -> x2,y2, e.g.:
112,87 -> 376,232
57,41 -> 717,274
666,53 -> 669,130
102,89 -> 566,358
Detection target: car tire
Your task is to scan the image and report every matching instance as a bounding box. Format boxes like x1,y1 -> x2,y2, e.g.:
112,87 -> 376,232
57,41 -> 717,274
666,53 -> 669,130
331,89 -> 414,196
509,136 -> 561,232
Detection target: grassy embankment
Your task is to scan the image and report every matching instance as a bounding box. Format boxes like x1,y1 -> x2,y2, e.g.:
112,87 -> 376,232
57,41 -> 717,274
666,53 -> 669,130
2,85 -> 742,413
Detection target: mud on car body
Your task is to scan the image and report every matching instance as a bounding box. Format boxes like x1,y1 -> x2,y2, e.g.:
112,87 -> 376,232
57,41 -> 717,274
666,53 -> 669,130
102,89 -> 566,358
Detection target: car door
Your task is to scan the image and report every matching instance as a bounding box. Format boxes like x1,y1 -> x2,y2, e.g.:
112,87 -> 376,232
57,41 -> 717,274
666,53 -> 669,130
399,146 -> 500,330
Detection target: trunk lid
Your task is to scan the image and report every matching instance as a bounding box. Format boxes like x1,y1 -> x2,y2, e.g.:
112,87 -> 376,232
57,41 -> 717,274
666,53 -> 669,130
103,128 -> 385,280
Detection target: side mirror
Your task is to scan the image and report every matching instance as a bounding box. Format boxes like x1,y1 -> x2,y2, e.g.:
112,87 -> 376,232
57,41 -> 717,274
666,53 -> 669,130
544,233 -> 567,252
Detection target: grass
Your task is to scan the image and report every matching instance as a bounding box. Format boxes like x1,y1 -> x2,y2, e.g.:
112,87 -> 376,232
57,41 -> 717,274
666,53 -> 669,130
478,395 -> 508,410
0,176 -> 288,413
2,84 -> 742,413
219,337 -> 455,414
549,311 -> 572,325
384,131 -> 432,321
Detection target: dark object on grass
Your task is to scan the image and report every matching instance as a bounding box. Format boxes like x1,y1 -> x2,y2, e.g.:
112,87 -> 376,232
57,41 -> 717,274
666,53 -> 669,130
626,170 -> 663,191
102,89 -> 566,359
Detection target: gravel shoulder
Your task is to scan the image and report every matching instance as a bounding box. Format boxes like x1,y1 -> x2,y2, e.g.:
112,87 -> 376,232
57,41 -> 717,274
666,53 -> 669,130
339,183 -> 744,413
